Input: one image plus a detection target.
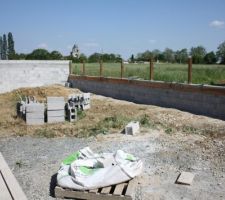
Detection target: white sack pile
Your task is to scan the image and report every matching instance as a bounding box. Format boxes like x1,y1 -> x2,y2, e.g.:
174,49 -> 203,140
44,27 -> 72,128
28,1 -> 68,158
57,147 -> 143,190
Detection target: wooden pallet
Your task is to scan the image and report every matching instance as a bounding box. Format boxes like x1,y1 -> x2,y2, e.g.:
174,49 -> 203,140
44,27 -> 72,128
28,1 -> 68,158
55,178 -> 137,200
0,153 -> 27,200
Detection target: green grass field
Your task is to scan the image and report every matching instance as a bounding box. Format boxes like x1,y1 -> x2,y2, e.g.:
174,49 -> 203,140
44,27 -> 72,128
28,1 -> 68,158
72,63 -> 225,85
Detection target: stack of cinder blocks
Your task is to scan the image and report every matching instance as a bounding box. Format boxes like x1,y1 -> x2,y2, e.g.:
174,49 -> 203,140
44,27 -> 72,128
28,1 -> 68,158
81,93 -> 91,110
26,103 -> 45,125
47,97 -> 65,123
65,93 -> 91,121
17,101 -> 26,120
65,101 -> 77,122
68,94 -> 82,109
17,96 -> 45,125
17,94 -> 90,125
67,93 -> 91,110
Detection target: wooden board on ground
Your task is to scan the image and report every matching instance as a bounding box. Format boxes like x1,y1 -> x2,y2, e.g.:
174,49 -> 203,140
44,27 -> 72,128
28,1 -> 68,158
0,153 -> 27,200
55,178 -> 137,200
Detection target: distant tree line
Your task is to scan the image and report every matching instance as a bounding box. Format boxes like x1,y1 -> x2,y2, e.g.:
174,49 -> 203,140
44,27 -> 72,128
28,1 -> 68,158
1,32 -> 225,64
10,49 -> 123,63
0,32 -> 15,60
69,52 -> 122,63
130,42 -> 225,64
6,46 -> 225,64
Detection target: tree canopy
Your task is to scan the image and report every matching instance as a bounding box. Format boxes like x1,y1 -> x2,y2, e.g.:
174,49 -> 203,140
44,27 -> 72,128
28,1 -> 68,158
175,49 -> 188,64
163,48 -> 175,63
0,36 -> 2,59
204,51 -> 217,64
2,34 -> 7,60
7,32 -> 15,59
0,32 -> 16,60
26,49 -> 50,60
49,51 -> 63,60
190,46 -> 206,64
217,41 -> 225,64
1,32 -> 225,65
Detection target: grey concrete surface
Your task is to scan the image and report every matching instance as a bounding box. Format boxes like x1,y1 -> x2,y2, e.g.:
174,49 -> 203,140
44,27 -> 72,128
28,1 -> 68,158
0,60 -> 70,93
0,132 -> 224,200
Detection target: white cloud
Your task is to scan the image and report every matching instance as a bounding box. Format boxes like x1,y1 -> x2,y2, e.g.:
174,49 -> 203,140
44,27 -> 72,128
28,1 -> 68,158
148,39 -> 156,44
37,43 -> 48,49
83,42 -> 100,47
209,20 -> 224,28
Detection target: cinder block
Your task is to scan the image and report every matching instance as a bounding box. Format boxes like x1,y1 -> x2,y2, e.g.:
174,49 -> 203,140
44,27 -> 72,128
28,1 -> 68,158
47,97 -> 65,102
65,82 -> 71,87
82,104 -> 90,110
26,104 -> 45,113
125,121 -> 140,135
176,172 -> 195,185
26,118 -> 44,125
47,110 -> 65,117
48,116 -> 65,123
47,102 -> 65,110
26,113 -> 44,119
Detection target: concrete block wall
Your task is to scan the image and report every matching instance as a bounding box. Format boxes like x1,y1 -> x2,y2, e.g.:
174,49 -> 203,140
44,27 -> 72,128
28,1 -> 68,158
69,75 -> 225,120
0,60 -> 70,93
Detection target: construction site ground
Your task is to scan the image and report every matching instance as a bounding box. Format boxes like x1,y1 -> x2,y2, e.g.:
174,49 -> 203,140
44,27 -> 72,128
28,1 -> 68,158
0,84 -> 224,200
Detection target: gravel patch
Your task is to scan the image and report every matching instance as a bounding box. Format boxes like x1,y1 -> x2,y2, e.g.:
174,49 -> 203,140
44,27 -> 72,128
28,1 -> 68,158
0,132 -> 224,200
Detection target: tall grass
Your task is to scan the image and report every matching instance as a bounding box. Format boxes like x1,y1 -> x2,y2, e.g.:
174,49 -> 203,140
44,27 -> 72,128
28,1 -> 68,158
72,63 -> 225,85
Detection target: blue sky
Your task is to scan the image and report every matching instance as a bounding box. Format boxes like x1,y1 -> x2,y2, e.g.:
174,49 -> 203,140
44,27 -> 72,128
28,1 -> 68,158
1,0 -> 225,59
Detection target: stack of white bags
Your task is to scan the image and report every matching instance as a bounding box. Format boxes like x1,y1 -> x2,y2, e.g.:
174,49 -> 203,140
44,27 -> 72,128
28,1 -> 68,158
57,147 -> 143,190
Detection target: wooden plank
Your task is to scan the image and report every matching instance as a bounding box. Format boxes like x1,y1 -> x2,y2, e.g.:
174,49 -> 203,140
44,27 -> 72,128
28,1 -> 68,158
55,186 -> 132,200
101,186 -> 111,194
0,171 -> 13,200
0,153 -> 27,200
113,183 -> 125,195
125,179 -> 136,197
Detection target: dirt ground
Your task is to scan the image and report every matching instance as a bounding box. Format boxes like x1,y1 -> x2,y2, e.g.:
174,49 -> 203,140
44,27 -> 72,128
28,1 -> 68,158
0,84 -> 225,138
0,84 -> 225,200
